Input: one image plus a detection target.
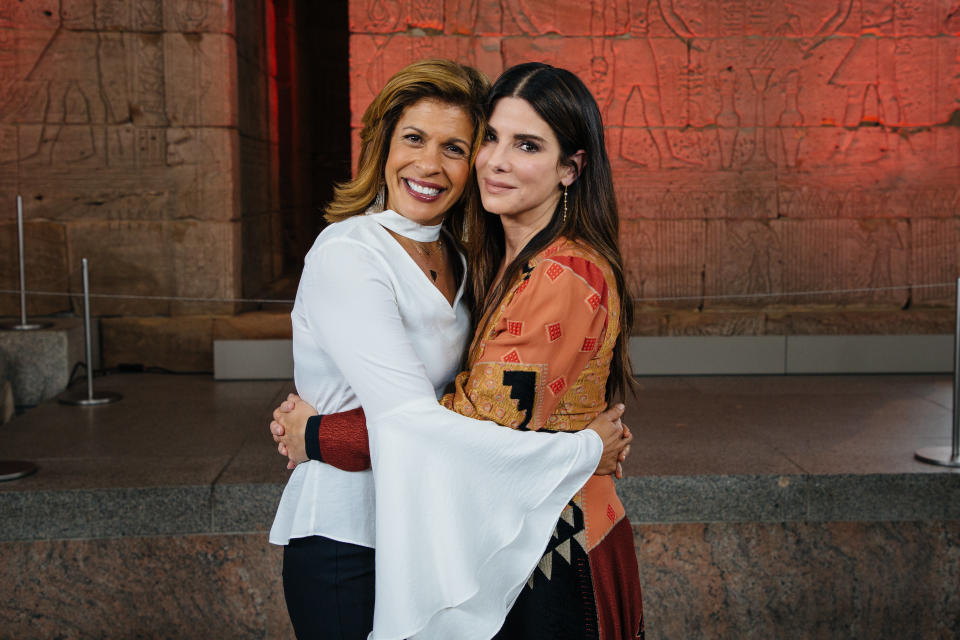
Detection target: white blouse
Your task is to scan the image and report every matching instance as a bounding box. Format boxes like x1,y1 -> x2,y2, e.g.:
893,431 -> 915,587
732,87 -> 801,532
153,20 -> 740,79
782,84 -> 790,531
269,209 -> 602,640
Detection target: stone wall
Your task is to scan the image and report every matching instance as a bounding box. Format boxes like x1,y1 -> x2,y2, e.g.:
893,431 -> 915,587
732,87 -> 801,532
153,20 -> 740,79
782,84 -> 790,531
1,1 -> 348,372
0,0 -> 243,319
2,522 -> 958,638
2,1 -> 958,373
349,0 -> 960,335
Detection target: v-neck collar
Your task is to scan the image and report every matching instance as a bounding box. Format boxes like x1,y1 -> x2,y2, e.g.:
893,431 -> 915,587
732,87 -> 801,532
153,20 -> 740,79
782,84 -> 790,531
366,209 -> 466,311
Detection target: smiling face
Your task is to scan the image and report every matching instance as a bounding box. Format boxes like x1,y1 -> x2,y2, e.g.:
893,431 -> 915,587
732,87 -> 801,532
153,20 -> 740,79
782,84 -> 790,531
383,98 -> 474,226
475,97 -> 578,228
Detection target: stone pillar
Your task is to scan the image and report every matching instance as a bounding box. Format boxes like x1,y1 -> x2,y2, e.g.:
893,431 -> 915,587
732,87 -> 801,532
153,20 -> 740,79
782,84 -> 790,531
0,0 -> 242,321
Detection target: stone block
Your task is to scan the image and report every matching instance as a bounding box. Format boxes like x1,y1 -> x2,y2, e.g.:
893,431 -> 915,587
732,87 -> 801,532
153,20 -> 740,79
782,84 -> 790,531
2,30 -> 110,126
0,318 -> 83,406
779,178 -> 960,220
88,0 -> 165,31
349,0 -> 443,33
101,315 -> 214,371
212,312 -> 292,340
704,220 -> 785,308
636,521 -> 960,639
0,220 -> 71,317
780,219 -> 910,307
11,125 -> 237,223
911,218 -> 960,305
164,33 -> 238,127
65,221 -> 176,316
163,0 -> 236,34
442,0 -> 503,36
0,535 -> 291,639
766,308 -> 956,335
664,310 -> 767,336
620,219 -> 705,309
0,0 -> 59,31
166,126 -> 241,222
348,34 -> 503,128
170,221 -> 241,316
59,0 -> 96,29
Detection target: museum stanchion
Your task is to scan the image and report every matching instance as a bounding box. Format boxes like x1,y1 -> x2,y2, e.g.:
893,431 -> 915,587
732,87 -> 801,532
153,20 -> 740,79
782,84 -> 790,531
1,195 -> 51,331
915,276 -> 960,468
57,259 -> 122,407
1,195 -> 44,481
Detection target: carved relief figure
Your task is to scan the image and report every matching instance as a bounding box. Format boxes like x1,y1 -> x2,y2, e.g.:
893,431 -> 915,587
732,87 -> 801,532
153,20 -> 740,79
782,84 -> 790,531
828,0 -> 903,160
608,0 -> 700,168
172,0 -> 209,32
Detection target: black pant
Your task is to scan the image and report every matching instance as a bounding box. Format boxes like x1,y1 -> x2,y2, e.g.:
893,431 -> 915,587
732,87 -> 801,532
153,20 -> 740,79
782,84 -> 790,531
282,535 -> 376,640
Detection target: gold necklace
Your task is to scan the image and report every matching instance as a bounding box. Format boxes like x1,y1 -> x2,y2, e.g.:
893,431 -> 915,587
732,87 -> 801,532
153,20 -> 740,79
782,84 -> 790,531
403,237 -> 445,281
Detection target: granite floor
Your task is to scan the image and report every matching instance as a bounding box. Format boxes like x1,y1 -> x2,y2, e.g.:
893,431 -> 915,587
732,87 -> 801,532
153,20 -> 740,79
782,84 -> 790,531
0,372 -> 955,495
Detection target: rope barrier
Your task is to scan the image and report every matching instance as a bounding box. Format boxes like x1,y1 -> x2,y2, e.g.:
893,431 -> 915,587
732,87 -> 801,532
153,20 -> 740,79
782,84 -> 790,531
1,282 -> 958,306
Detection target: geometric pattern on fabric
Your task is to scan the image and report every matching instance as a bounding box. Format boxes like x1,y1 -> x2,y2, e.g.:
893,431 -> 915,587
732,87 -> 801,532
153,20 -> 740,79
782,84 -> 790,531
528,494 -> 587,588
503,369 -> 537,431
495,493 -> 599,640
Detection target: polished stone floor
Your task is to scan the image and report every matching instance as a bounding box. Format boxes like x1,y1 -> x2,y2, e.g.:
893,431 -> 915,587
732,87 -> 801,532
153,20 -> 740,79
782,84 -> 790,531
0,372 -> 954,494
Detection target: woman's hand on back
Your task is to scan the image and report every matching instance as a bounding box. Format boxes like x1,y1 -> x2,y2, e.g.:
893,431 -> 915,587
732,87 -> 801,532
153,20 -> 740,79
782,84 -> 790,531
585,403 -> 633,478
270,393 -> 318,469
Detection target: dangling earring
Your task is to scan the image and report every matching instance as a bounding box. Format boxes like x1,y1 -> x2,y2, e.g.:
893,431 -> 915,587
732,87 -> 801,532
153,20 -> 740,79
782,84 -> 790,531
372,185 -> 386,212
561,186 -> 568,225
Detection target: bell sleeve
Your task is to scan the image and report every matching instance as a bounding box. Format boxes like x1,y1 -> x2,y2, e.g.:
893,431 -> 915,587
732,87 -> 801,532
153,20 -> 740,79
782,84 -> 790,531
299,238 -> 602,640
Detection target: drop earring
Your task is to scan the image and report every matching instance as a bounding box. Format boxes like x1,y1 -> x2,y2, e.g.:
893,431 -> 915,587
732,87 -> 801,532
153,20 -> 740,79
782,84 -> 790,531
561,186 -> 568,225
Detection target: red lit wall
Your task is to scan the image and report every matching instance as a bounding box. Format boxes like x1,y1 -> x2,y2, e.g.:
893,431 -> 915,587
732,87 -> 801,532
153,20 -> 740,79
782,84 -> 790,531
349,0 -> 960,335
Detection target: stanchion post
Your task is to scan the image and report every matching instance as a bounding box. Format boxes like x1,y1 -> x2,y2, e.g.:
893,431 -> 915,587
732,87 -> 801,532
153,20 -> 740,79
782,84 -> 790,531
1,195 -> 50,331
915,276 -> 960,467
57,259 -> 121,406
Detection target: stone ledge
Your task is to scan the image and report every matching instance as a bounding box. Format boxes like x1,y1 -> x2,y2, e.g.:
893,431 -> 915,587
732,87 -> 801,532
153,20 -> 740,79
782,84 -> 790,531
2,472 -> 958,543
0,318 -> 85,406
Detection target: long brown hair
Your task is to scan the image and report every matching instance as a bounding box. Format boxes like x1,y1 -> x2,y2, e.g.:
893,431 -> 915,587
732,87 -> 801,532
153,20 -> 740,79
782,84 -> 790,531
465,63 -> 635,400
325,59 -> 489,248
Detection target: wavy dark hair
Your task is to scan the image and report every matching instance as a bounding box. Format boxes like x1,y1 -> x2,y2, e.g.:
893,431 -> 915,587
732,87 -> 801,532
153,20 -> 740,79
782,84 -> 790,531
465,62 -> 635,400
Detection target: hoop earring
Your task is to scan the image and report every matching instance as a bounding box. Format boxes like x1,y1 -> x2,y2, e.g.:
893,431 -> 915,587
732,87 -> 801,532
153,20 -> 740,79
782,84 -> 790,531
561,186 -> 568,225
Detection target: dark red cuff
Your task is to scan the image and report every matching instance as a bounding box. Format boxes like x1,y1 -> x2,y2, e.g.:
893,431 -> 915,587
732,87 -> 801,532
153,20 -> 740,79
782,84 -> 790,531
305,408 -> 370,472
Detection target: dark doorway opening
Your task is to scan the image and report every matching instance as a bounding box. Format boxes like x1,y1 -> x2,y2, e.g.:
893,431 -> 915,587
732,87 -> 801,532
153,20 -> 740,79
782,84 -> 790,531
238,0 -> 350,304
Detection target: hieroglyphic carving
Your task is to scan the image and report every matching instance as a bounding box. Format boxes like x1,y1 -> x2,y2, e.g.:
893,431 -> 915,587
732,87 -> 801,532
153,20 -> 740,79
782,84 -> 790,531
135,0 -> 165,32
97,33 -> 131,124
96,0 -> 131,30
350,33 -> 503,128
911,218 -> 960,304
705,220 -> 784,307
620,219 -> 705,307
0,0 -> 59,30
169,0 -> 210,32
133,34 -> 167,126
605,0 -> 702,169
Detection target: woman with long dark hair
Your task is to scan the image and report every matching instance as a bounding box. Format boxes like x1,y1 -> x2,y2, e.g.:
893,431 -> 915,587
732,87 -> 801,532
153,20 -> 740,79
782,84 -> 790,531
275,61 -> 644,639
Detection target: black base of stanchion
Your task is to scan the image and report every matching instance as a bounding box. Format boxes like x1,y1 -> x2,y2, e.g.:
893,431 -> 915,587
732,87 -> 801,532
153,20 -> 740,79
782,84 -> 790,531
0,322 -> 52,331
915,447 -> 960,468
0,460 -> 38,482
57,391 -> 122,406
